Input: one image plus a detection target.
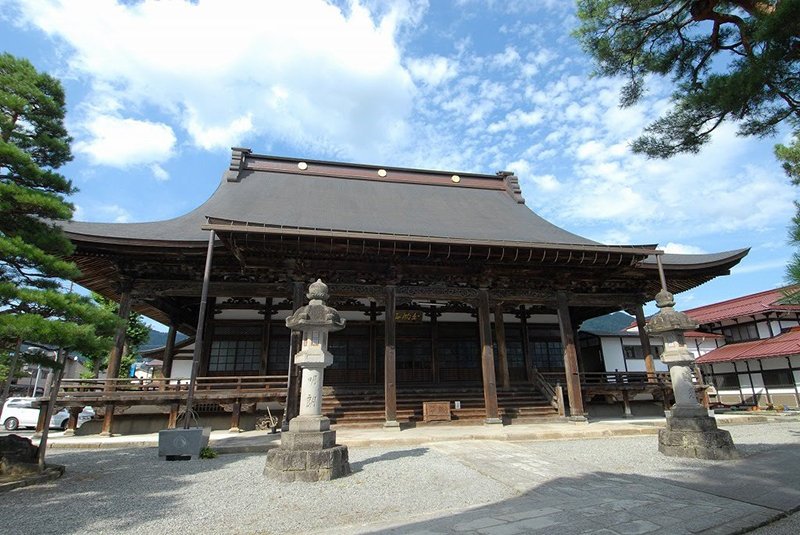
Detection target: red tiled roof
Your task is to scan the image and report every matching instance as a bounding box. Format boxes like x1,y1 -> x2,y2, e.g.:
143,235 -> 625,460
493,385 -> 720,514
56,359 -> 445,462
682,285 -> 800,325
685,331 -> 724,339
695,327 -> 800,364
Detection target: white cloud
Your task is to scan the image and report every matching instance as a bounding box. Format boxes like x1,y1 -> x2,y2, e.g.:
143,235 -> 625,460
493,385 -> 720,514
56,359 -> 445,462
507,159 -> 561,193
150,164 -> 169,181
407,55 -> 458,86
488,109 -> 544,133
96,204 -> 133,223
74,115 -> 176,167
663,243 -> 707,255
491,46 -> 520,67
185,112 -> 253,152
731,259 -> 790,275
14,0 -> 419,161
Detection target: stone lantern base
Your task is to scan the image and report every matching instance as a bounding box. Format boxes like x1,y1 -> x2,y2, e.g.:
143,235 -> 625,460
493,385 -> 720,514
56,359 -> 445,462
659,410 -> 738,460
264,416 -> 351,482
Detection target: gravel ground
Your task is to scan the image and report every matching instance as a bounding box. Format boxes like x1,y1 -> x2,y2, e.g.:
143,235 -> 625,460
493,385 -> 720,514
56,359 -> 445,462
0,445 -> 515,535
747,511 -> 800,535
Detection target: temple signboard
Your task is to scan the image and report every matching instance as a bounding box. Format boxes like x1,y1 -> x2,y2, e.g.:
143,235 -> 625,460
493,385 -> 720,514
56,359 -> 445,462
395,310 -> 423,323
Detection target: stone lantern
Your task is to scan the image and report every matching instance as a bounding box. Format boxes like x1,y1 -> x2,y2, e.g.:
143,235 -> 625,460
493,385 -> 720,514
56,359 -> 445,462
264,279 -> 351,481
646,289 -> 737,459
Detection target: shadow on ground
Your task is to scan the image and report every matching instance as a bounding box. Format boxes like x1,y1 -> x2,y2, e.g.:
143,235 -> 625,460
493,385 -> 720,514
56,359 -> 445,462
351,442 -> 800,534
350,447 -> 428,473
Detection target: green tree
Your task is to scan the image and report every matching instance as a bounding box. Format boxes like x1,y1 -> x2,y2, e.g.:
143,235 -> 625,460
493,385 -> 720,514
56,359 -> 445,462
82,293 -> 150,378
575,1 -> 800,282
0,54 -> 119,396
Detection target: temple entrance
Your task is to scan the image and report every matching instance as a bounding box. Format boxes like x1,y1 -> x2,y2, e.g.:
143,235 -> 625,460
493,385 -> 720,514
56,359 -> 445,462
326,325 -> 371,384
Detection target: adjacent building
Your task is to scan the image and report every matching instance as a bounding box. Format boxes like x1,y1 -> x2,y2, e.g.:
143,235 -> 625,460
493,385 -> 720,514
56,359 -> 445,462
690,286 -> 800,409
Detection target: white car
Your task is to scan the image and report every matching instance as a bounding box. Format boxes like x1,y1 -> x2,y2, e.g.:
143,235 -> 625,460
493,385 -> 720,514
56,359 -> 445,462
1,397 -> 95,431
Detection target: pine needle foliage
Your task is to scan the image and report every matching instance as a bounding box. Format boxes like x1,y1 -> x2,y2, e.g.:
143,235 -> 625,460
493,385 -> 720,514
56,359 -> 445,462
0,53 -> 119,377
574,0 -> 800,284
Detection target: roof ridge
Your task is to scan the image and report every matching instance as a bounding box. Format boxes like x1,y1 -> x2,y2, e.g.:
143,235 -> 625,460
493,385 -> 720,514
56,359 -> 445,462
683,284 -> 800,315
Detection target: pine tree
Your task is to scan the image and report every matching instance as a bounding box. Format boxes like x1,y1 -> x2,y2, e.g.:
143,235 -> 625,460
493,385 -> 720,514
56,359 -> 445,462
574,0 -> 800,285
0,54 -> 119,395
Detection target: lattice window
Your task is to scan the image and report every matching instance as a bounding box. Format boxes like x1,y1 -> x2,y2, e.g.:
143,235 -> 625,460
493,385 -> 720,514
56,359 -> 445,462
267,338 -> 290,373
208,340 -> 260,373
762,369 -> 795,388
531,341 -> 564,369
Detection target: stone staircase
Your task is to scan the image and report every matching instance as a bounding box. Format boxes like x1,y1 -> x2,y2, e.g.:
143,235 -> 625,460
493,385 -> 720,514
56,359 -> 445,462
321,384 -> 562,426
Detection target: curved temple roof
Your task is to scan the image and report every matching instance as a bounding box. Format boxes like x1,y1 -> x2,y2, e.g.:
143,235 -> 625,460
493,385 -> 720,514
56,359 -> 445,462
63,149 -> 747,273
65,153 -> 603,248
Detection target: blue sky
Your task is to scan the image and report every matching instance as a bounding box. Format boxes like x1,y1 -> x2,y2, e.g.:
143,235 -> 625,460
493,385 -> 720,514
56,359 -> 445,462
1,0 -> 794,329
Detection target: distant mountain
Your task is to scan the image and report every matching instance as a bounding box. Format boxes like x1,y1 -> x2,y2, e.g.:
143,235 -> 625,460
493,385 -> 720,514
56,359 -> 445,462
139,328 -> 188,353
579,311 -> 635,335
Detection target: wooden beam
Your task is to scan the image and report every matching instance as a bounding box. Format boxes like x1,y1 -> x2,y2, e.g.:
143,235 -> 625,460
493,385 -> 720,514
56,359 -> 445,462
430,310 -> 440,384
260,298 -> 273,375
494,303 -> 510,388
168,403 -> 179,429
519,305 -> 534,384
634,305 -> 657,382
64,407 -> 81,437
161,321 -> 178,380
556,292 -> 586,421
282,282 -> 305,430
183,230 -> 216,429
478,290 -> 501,424
101,402 -> 115,436
105,285 -> 133,390
384,285 -> 399,429
229,399 -> 242,433
369,301 -> 377,385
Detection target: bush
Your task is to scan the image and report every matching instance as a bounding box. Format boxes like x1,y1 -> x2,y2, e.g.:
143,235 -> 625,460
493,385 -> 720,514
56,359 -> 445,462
199,447 -> 217,459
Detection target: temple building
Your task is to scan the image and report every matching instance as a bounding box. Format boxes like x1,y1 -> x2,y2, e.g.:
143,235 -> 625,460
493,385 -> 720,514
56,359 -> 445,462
56,148 -> 749,434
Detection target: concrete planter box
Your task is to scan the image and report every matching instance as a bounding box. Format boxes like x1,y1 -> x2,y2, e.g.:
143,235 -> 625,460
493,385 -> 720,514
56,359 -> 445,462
158,427 -> 211,460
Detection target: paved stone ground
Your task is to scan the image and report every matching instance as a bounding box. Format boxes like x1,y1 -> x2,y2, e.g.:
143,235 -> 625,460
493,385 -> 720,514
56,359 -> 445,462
326,420 -> 800,535
1,420 -> 798,535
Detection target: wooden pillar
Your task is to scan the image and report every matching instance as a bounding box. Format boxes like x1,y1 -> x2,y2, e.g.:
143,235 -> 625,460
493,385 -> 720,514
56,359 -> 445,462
282,282 -> 305,430
621,390 -> 632,418
478,290 -> 501,424
384,285 -> 399,429
105,283 -> 134,388
64,407 -> 82,436
518,306 -> 535,383
430,310 -> 440,383
494,303 -> 510,388
199,297 -> 216,377
161,320 -> 178,383
369,301 -> 377,384
101,402 -> 115,436
167,403 -> 179,429
183,231 -> 215,429
634,305 -> 657,381
229,399 -> 242,433
260,298 -> 273,375
556,292 -> 586,421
